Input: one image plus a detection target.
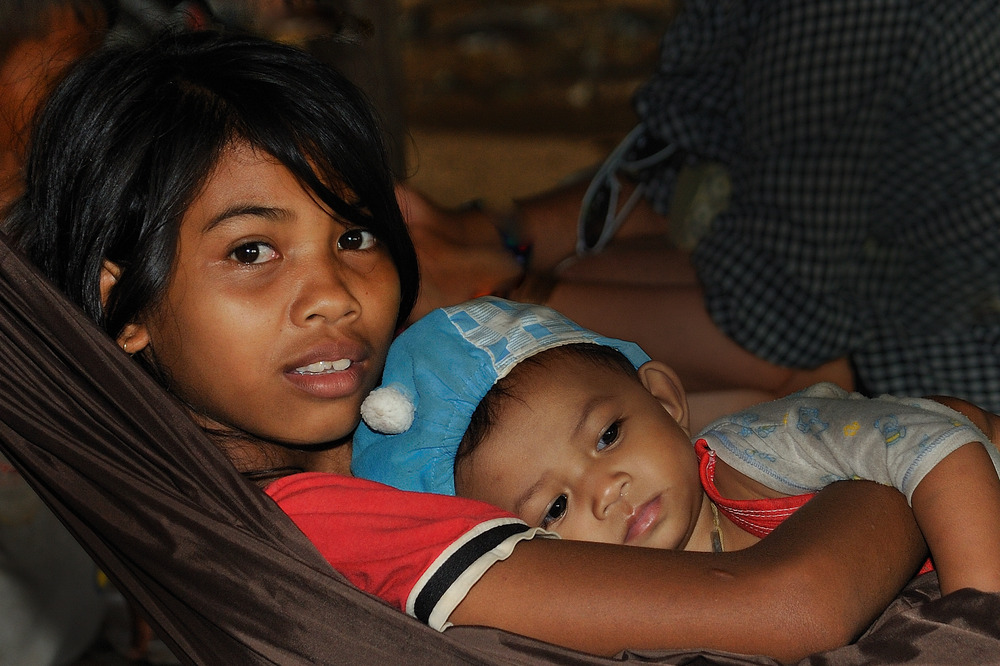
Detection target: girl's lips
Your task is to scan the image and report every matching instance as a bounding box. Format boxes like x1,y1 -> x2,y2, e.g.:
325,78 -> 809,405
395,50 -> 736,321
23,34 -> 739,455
284,358 -> 368,399
284,342 -> 371,400
294,358 -> 352,373
625,496 -> 662,545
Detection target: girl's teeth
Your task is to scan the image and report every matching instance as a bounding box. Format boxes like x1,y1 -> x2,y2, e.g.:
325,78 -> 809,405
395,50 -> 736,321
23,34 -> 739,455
297,359 -> 351,374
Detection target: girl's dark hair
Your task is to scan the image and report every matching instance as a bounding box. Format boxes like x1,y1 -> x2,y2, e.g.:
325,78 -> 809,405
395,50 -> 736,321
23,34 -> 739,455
4,29 -> 419,366
456,343 -> 638,466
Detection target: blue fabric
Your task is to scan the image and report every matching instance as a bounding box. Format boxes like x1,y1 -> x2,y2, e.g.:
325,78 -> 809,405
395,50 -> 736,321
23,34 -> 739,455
352,297 -> 649,495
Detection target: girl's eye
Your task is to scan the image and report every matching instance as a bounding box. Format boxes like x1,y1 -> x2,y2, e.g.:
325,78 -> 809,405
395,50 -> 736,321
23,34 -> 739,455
597,421 -> 621,452
338,228 -> 377,251
229,241 -> 277,265
541,494 -> 568,528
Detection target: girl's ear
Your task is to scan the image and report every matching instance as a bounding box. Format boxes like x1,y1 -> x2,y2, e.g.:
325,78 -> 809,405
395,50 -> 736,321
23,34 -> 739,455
117,323 -> 151,355
637,360 -> 691,433
99,259 -> 121,307
100,260 -> 152,354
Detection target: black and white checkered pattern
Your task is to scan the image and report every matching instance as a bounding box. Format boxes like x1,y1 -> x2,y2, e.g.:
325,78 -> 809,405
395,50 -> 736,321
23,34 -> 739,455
632,0 -> 1000,408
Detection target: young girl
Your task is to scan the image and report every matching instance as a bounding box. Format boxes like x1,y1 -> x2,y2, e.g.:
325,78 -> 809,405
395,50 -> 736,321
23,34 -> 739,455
2,30 -> 926,662
354,297 -> 1000,595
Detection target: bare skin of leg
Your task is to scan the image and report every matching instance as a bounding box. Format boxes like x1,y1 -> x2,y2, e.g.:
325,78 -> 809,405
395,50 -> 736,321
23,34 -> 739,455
687,389 -> 778,433
397,185 -> 523,321
545,280 -> 853,389
397,179 -> 668,319
556,238 -> 698,286
399,180 -> 855,425
533,245 -> 854,425
515,178 -> 669,271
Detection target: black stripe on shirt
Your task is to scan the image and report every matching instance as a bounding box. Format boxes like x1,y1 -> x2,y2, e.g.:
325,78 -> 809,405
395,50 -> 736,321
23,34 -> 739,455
413,522 -> 532,624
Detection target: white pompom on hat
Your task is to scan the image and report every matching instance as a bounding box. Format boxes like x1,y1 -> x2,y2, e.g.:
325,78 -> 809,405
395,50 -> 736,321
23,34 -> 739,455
358,384 -> 414,435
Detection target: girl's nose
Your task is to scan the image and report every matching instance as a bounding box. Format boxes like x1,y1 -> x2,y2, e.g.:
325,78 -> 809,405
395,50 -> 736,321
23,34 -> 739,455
591,471 -> 631,519
291,257 -> 361,325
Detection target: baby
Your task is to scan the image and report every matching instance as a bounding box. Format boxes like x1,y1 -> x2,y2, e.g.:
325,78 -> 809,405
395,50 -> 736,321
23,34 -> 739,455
353,297 -> 1000,591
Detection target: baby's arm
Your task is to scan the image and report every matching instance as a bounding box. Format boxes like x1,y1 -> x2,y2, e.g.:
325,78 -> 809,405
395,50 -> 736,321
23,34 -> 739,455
920,396 -> 1000,593
701,385 -> 1000,594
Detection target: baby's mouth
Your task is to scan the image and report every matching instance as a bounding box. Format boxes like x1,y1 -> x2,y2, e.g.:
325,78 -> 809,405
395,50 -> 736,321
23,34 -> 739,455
293,359 -> 352,374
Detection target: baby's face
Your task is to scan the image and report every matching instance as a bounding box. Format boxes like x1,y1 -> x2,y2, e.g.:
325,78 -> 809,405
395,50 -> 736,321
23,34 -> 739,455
455,355 -> 708,551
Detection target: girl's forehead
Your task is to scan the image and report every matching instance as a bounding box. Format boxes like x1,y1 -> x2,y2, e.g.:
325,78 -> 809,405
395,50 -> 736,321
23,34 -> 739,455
196,143 -> 279,198
180,141 -> 362,242
201,143 -> 304,201
215,140 -> 281,172
211,138 -> 357,205
180,145 -> 288,231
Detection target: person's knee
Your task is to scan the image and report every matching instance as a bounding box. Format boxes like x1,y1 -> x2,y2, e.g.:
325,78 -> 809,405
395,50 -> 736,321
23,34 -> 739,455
776,357 -> 855,397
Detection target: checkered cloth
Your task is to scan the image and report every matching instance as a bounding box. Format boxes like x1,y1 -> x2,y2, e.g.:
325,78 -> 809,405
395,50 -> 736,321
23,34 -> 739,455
632,0 -> 1000,408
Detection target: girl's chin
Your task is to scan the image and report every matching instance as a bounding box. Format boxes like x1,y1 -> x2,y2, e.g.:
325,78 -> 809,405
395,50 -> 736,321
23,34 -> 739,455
272,439 -> 350,453
262,419 -> 357,451
191,400 -> 361,454
262,400 -> 365,447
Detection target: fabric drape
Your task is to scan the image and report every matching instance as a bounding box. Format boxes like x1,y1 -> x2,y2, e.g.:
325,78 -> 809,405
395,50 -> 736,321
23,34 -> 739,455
2,235 -> 1000,664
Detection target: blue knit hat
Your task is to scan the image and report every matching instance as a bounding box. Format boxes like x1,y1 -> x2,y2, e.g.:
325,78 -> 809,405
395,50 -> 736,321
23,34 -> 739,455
351,296 -> 650,495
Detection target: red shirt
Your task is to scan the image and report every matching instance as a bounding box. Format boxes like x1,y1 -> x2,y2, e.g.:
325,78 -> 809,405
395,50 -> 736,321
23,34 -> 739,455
266,473 -> 545,629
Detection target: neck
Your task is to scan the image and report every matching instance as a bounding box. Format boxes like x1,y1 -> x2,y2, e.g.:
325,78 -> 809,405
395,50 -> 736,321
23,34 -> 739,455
301,441 -> 353,475
200,419 -> 355,480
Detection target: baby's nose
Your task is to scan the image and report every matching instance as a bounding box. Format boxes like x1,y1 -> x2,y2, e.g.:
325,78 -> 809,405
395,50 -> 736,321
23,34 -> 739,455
592,472 -> 630,519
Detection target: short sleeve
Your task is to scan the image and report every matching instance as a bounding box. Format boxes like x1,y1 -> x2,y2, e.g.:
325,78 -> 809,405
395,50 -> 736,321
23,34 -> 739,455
699,382 -> 999,502
265,473 -> 550,630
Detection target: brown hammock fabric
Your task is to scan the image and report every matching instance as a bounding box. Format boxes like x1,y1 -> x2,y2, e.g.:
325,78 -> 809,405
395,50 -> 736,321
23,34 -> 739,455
2,234 -> 1000,665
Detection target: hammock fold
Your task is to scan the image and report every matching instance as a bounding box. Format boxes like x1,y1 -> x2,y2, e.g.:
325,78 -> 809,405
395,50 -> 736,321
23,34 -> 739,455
0,236 -> 568,664
3,234 -> 1000,665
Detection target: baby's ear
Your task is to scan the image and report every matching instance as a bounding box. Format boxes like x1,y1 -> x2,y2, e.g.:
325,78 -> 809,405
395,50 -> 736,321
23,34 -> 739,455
100,260 -> 152,355
637,361 -> 690,433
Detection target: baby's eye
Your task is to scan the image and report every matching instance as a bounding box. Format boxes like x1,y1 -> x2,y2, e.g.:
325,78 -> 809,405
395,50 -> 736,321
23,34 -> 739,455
338,228 -> 377,251
597,421 -> 621,451
229,241 -> 277,265
541,494 -> 568,528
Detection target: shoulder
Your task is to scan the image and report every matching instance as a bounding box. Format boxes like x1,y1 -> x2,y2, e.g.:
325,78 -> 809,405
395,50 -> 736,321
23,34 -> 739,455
267,471 -> 504,512
265,472 -> 550,629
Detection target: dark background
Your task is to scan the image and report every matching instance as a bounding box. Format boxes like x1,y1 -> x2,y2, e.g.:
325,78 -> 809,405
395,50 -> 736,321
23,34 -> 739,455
393,0 -> 680,207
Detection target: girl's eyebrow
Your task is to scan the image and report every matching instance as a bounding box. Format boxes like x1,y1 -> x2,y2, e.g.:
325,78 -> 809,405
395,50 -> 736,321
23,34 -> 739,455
203,204 -> 287,232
